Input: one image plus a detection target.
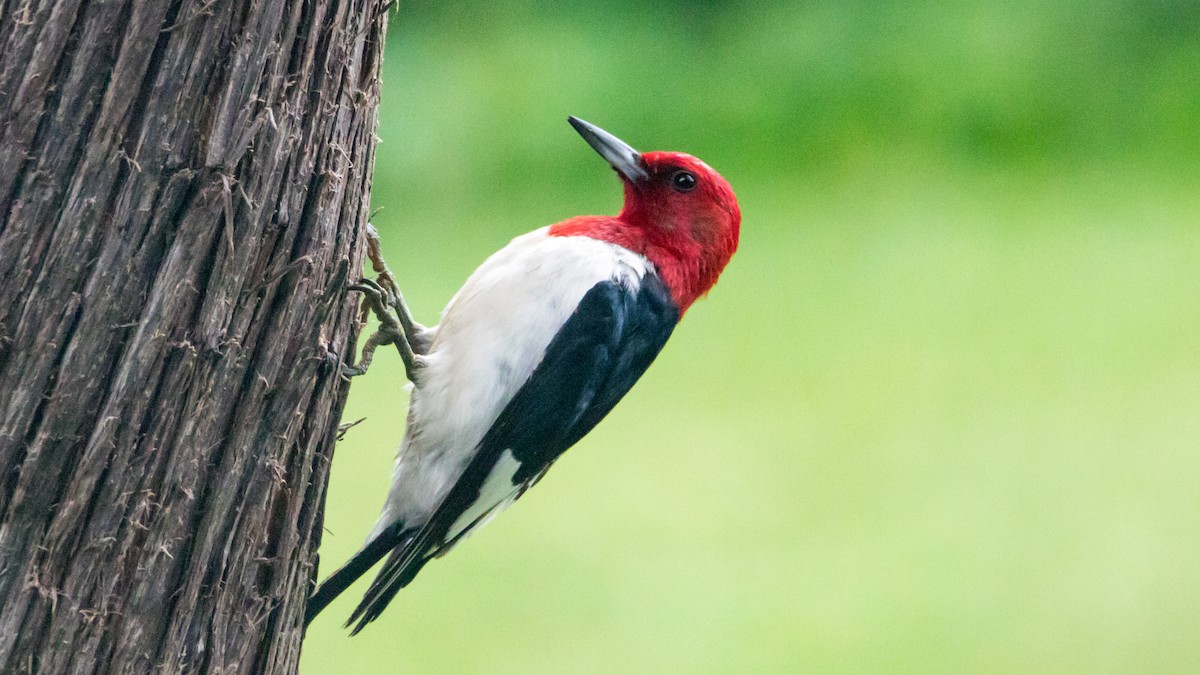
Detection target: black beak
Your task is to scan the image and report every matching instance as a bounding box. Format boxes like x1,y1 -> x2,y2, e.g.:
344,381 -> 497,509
568,116 -> 649,183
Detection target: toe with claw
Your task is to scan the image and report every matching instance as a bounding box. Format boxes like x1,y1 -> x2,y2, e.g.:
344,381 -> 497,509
341,225 -> 432,383
343,278 -> 424,382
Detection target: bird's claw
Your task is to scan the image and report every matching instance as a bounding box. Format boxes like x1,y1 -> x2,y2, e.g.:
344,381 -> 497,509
347,278 -> 387,315
341,225 -> 428,382
348,276 -> 387,299
343,276 -> 423,383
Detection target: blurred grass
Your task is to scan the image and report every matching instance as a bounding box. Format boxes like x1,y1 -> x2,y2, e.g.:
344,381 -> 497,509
302,1 -> 1200,672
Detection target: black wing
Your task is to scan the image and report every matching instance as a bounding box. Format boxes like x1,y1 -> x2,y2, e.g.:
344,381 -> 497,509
344,273 -> 679,633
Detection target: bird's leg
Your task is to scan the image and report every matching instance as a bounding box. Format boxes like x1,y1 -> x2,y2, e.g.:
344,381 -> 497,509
343,226 -> 432,382
343,279 -> 423,382
363,224 -> 433,355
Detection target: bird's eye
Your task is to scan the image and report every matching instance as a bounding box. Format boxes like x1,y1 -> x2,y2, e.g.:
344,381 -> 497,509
671,171 -> 698,193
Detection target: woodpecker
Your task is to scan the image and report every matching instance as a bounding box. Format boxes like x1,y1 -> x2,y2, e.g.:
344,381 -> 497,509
306,117 -> 741,633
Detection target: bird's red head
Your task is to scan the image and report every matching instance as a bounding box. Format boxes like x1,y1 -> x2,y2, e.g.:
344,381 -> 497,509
551,117 -> 741,313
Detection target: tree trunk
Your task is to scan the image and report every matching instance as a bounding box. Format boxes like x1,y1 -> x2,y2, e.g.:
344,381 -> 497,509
0,0 -> 387,671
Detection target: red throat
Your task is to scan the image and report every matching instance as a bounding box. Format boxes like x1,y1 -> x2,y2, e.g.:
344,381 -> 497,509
550,151 -> 740,313
549,208 -> 738,313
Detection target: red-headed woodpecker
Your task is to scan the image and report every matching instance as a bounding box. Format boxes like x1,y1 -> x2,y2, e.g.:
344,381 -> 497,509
306,117 -> 741,633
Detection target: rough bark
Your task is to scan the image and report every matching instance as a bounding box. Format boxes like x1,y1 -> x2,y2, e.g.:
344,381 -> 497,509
0,0 -> 388,672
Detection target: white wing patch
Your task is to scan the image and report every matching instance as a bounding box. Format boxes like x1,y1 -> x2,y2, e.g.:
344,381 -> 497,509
444,449 -> 522,544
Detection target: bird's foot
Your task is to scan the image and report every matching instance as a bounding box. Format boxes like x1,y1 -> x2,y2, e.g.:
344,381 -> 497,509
344,278 -> 422,381
364,225 -> 434,352
343,225 -> 432,381
342,283 -> 396,378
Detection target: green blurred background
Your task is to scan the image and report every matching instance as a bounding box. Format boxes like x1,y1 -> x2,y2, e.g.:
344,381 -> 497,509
302,1 -> 1200,672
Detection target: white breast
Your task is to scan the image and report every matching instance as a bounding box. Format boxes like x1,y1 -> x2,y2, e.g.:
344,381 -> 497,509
368,228 -> 651,540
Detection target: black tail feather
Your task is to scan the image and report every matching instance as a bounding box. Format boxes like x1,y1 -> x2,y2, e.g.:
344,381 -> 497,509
345,536 -> 434,635
304,523 -> 409,627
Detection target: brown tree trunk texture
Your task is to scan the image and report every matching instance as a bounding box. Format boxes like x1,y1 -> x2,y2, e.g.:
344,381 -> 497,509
0,0 -> 388,672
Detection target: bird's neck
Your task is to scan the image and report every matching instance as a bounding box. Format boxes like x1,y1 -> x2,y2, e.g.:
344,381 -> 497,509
548,216 -> 731,313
